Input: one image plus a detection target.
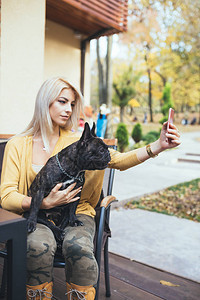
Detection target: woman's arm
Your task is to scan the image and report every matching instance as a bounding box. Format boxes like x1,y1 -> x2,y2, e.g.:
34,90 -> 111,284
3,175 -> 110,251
136,122 -> 180,162
21,183 -> 82,211
1,138 -> 82,213
109,122 -> 180,171
21,196 -> 32,210
1,139 -> 26,213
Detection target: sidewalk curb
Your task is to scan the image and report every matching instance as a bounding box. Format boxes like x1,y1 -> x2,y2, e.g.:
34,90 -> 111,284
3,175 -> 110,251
111,189 -> 163,209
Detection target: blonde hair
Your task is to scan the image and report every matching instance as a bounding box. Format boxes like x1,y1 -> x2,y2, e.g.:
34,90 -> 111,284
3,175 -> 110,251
21,77 -> 84,151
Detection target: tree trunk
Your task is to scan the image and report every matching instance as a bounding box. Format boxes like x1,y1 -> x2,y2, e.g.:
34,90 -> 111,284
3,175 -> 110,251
154,70 -> 167,87
105,36 -> 112,102
96,39 -> 105,106
147,68 -> 153,122
120,106 -> 124,123
199,65 -> 200,124
105,36 -> 113,138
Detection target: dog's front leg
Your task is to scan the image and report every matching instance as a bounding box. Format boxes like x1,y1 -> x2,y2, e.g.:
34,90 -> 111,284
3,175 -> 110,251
61,200 -> 83,228
26,190 -> 44,233
37,215 -> 65,245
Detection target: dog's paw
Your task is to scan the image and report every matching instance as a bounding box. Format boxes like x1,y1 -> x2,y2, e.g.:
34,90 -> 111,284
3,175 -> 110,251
27,219 -> 37,233
61,230 -> 65,240
69,219 -> 83,227
54,227 -> 65,242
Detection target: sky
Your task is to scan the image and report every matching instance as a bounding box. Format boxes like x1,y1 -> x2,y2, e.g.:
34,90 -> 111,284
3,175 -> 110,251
90,34 -> 129,64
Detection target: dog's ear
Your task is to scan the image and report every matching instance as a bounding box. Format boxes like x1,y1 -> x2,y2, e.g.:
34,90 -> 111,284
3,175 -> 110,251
79,122 -> 91,143
91,122 -> 96,137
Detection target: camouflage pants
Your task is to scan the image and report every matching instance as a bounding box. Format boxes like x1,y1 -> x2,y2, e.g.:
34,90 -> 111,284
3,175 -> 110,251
27,214 -> 98,286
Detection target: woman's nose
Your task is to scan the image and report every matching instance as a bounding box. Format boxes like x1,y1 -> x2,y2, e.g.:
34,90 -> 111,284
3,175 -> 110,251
65,103 -> 72,112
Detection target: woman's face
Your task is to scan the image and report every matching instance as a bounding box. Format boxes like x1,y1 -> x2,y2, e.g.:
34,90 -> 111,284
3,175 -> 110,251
49,88 -> 76,128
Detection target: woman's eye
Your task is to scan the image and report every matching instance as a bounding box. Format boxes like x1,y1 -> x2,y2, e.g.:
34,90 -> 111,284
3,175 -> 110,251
58,100 -> 66,104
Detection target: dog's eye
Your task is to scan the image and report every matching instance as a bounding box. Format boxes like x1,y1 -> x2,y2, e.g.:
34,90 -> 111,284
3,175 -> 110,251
99,147 -> 105,153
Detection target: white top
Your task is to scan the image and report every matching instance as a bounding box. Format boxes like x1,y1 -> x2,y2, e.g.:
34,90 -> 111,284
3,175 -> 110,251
32,164 -> 43,174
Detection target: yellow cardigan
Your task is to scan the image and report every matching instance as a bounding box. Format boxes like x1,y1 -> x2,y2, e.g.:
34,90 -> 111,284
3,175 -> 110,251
0,129 -> 141,217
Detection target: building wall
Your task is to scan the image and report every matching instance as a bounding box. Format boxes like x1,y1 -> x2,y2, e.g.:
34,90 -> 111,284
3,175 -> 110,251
0,2 -> 91,135
44,20 -> 90,106
0,0 -> 46,134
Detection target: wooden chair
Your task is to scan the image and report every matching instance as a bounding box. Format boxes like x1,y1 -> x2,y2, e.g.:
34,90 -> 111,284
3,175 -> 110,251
53,139 -> 118,299
0,138 -> 118,299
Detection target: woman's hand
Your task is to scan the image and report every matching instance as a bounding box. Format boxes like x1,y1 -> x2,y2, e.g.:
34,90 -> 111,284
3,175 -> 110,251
40,182 -> 82,210
137,121 -> 181,162
159,121 -> 181,151
136,122 -> 181,162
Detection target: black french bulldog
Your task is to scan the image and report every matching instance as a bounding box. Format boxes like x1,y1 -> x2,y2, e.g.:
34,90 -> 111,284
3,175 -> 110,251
24,122 -> 111,247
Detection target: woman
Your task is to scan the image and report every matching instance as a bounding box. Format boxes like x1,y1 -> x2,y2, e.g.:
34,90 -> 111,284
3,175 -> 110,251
0,77 -> 181,299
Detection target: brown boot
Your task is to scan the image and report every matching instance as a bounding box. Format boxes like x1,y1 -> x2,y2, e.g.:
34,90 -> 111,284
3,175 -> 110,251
66,282 -> 96,300
26,281 -> 53,299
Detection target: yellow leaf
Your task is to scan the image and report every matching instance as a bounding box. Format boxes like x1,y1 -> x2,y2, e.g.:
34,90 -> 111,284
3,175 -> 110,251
128,98 -> 140,107
160,280 -> 180,287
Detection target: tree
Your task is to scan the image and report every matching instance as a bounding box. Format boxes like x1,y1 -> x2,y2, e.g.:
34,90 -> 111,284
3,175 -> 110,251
96,37 -> 113,106
96,36 -> 113,137
161,83 -> 174,116
118,0 -> 200,116
131,123 -> 142,143
115,123 -> 129,152
112,65 -> 140,122
121,2 -> 161,121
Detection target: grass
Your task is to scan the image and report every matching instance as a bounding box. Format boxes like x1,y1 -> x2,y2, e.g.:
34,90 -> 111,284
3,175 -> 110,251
125,178 -> 200,222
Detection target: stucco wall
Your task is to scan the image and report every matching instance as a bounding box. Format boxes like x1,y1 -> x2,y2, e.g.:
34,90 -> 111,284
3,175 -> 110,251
0,3 -> 91,135
0,0 -> 46,134
44,20 -> 90,106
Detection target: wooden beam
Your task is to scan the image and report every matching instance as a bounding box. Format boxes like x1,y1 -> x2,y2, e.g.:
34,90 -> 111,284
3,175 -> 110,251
0,134 -> 14,139
47,0 -> 128,33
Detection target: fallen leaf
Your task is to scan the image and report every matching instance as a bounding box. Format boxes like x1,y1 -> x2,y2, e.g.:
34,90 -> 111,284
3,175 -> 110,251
126,178 -> 200,222
160,280 -> 180,287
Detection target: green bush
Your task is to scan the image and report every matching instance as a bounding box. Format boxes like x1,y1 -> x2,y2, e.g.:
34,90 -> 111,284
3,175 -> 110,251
142,133 -> 157,143
131,123 -> 142,143
115,123 -> 129,152
147,130 -> 160,138
161,83 -> 174,116
159,115 -> 168,124
143,130 -> 160,143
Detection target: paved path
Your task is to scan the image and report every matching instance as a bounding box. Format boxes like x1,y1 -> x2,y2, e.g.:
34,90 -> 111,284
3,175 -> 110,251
112,131 -> 200,205
109,131 -> 200,282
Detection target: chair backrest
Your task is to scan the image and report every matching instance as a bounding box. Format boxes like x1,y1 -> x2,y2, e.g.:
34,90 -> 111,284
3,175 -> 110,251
94,139 -> 117,212
100,138 -> 117,199
93,139 -> 117,251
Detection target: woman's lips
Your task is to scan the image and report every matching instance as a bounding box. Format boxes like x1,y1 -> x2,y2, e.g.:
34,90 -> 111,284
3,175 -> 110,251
60,115 -> 69,120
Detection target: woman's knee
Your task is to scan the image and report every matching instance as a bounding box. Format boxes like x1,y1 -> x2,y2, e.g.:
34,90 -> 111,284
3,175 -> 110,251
27,223 -> 57,257
62,215 -> 98,285
63,234 -> 93,258
63,237 -> 98,286
62,215 -> 95,258
26,224 -> 57,285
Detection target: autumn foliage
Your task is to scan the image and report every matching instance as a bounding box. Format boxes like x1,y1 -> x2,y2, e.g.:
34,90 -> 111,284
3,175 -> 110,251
125,178 -> 200,222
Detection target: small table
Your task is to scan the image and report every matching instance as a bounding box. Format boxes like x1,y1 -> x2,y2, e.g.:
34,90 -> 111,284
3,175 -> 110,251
0,208 -> 27,299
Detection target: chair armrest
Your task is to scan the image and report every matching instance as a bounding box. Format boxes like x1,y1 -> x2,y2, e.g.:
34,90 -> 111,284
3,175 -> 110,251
100,195 -> 117,208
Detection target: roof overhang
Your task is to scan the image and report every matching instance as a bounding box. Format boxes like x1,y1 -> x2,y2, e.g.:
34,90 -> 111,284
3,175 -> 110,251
46,0 -> 128,39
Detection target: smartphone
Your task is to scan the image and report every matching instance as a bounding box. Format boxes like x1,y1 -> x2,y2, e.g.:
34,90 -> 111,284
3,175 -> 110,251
167,108 -> 174,142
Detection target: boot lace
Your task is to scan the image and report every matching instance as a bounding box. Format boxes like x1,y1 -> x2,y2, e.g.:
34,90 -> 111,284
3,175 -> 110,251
27,287 -> 53,299
65,288 -> 86,300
